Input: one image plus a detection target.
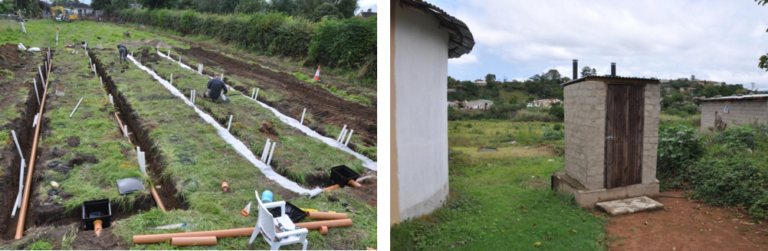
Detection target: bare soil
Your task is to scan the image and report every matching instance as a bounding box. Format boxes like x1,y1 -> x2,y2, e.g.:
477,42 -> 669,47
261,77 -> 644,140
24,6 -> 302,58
605,191 -> 768,250
176,47 -> 377,146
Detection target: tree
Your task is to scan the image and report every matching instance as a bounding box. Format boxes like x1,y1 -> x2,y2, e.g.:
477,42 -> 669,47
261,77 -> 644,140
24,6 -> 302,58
270,0 -> 297,14
138,0 -> 177,9
757,1 -> 768,71
334,0 -> 357,18
542,69 -> 561,81
581,66 -> 596,78
691,75 -> 695,81
310,2 -> 342,21
485,73 -> 496,85
235,0 -> 268,14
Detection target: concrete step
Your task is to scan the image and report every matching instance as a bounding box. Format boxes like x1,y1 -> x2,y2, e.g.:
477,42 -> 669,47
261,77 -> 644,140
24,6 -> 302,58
596,196 -> 664,216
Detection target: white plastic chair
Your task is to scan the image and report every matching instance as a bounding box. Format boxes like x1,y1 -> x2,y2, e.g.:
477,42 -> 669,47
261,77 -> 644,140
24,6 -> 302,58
249,190 -> 309,250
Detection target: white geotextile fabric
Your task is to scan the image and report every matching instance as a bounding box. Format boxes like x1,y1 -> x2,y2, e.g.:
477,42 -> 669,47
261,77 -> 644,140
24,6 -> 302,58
155,51 -> 377,171
128,55 -> 322,196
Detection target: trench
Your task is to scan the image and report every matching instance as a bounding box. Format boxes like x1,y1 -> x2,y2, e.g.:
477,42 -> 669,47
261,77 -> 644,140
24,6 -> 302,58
89,53 -> 186,211
0,52 -> 46,240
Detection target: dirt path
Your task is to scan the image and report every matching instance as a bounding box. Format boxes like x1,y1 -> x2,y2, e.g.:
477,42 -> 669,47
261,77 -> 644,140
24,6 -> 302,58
606,191 -> 768,250
175,47 -> 377,146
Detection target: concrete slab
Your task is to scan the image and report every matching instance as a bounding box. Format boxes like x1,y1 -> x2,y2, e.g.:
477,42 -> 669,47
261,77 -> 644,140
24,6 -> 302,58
596,196 -> 664,216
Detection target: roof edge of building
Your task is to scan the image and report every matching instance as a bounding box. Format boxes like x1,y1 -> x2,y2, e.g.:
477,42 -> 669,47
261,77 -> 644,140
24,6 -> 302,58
399,0 -> 475,59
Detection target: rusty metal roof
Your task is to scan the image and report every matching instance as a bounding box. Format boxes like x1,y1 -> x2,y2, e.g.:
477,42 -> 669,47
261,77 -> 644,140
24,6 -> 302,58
696,94 -> 768,102
399,0 -> 475,58
562,75 -> 661,87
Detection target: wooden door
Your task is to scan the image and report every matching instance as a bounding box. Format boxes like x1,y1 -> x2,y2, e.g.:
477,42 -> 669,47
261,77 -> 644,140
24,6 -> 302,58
604,84 -> 644,189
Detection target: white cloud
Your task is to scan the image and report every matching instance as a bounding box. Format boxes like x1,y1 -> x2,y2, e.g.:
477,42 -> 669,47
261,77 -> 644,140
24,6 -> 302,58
429,0 -> 768,87
449,54 -> 479,65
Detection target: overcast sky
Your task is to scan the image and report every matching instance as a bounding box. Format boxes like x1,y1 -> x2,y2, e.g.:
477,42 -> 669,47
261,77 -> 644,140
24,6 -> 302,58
427,0 -> 768,88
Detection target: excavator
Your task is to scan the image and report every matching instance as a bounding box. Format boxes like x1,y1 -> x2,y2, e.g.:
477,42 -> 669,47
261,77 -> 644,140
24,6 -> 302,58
51,6 -> 77,22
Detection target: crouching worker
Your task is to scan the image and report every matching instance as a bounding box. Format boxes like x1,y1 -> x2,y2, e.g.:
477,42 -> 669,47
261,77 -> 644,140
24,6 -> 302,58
203,74 -> 228,103
117,45 -> 129,64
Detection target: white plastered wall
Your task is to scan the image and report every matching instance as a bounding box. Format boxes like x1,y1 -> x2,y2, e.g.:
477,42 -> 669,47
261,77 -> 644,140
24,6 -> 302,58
394,6 -> 450,221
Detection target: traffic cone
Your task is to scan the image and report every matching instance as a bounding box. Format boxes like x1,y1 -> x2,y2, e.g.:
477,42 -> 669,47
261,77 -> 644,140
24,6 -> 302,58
313,66 -> 321,81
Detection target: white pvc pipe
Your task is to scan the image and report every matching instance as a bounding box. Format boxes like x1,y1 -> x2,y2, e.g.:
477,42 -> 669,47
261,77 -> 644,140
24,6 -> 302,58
227,115 -> 233,131
261,139 -> 271,161
109,94 -> 113,105
69,97 -> 84,118
337,125 -> 347,141
192,90 -> 196,103
11,130 -> 23,160
38,66 -> 44,83
266,142 -> 276,166
251,89 -> 255,99
254,88 -> 259,100
170,73 -> 173,85
344,129 -> 354,146
100,77 -> 102,85
32,78 -> 39,105
167,49 -> 170,57
45,61 -> 47,73
32,113 -> 38,127
338,128 -> 347,142
124,125 -> 129,138
300,108 -> 306,125
198,64 -> 203,74
178,55 -> 181,63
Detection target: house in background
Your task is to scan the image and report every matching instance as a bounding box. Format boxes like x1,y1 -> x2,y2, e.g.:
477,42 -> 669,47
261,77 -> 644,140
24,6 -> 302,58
533,98 -> 561,107
464,99 -> 493,110
391,0 -> 474,224
69,2 -> 93,16
473,79 -> 487,86
357,8 -> 377,19
696,94 -> 768,133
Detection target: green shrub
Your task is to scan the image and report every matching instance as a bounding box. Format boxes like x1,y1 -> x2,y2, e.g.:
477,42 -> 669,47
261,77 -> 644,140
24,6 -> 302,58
657,124 -> 705,189
715,126 -> 757,148
688,145 -> 765,213
541,126 -> 564,141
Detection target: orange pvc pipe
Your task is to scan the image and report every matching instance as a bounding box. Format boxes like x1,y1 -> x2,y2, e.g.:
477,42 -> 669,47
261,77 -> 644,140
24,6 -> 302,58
221,182 -> 230,192
133,227 -> 254,244
322,184 -> 340,191
115,112 -> 166,212
348,180 -> 361,187
94,220 -> 103,236
319,226 -> 328,235
16,55 -> 54,239
294,219 -> 353,230
171,236 -> 217,246
306,211 -> 348,220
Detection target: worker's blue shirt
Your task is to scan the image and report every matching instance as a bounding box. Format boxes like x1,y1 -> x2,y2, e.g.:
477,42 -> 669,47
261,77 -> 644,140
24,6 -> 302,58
207,78 -> 227,99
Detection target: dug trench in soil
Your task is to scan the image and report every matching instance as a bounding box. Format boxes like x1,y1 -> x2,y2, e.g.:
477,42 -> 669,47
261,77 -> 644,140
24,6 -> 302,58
0,44 -> 44,240
90,51 -> 187,211
174,47 -> 377,147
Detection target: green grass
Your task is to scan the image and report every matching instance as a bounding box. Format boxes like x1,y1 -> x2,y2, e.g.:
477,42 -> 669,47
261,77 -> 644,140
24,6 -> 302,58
660,112 -> 700,127
25,239 -> 53,250
0,19 -> 187,50
38,50 -> 147,212
390,155 -> 606,250
148,53 -> 365,184
94,50 -> 377,249
448,121 -> 563,148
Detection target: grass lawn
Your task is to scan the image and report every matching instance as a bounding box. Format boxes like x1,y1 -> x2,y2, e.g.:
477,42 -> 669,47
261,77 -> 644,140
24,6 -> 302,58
391,120 -> 606,250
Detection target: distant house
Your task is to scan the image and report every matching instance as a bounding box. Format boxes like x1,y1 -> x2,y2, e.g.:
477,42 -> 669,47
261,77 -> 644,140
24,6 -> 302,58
69,3 -> 93,16
473,79 -> 487,86
130,2 -> 143,9
464,99 -> 493,110
357,8 -> 377,19
447,88 -> 456,93
696,94 -> 768,133
391,0 -> 474,225
527,98 -> 561,108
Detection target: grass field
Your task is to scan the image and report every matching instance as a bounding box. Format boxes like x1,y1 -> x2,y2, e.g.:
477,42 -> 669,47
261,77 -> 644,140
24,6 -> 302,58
391,120 -> 605,250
